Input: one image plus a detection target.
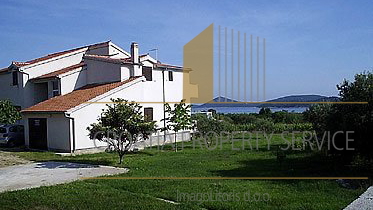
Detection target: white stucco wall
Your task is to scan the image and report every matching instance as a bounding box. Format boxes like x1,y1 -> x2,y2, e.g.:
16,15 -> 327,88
22,51 -> 86,79
108,43 -> 130,59
48,116 -> 71,151
85,59 -> 121,84
20,51 -> 86,109
86,46 -> 108,56
69,68 -> 184,151
69,78 -> 145,150
22,67 -> 185,152
23,113 -> 72,152
121,66 -> 131,80
4,41 -> 186,152
141,68 -> 183,103
0,71 -> 23,107
60,68 -> 87,95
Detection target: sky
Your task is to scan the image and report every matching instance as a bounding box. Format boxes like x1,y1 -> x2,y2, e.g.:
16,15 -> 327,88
0,0 -> 372,100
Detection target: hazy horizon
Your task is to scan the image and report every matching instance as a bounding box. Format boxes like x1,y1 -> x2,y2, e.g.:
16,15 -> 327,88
1,0 -> 371,100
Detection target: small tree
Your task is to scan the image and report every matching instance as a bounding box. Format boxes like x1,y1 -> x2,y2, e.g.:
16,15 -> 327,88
303,104 -> 333,133
193,114 -> 223,147
259,107 -> 272,118
87,98 -> 156,164
333,72 -> 373,159
164,100 -> 194,151
0,100 -> 21,124
304,72 -> 373,161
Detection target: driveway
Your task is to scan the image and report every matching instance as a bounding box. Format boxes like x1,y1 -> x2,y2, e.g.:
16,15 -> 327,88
344,186 -> 373,210
0,161 -> 128,193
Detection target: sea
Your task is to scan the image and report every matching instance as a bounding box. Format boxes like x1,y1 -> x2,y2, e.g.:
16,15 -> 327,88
191,106 -> 308,114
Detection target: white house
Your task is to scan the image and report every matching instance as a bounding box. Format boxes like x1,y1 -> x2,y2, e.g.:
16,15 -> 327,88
0,41 -> 189,152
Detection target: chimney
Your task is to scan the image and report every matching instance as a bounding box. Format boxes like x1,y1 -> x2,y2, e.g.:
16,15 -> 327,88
131,42 -> 139,64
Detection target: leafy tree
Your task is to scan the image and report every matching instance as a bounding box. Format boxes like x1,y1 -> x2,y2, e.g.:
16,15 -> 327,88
207,109 -> 217,116
332,72 -> 373,159
164,100 -> 194,151
272,111 -> 303,124
259,107 -> 272,117
224,113 -> 257,124
87,98 -> 156,164
303,104 -> 333,133
305,72 -> 373,161
254,118 -> 274,132
193,114 -> 224,147
0,100 -> 21,124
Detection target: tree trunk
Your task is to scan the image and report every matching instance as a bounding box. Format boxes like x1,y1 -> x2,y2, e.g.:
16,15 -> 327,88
174,132 -> 177,152
119,153 -> 124,164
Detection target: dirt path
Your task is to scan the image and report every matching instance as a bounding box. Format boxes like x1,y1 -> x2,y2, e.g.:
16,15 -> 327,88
0,151 -> 31,168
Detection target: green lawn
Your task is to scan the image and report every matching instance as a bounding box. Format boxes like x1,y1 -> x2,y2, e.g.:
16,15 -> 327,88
0,134 -> 369,210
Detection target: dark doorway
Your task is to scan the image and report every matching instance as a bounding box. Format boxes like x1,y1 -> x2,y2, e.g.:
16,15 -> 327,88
28,118 -> 47,150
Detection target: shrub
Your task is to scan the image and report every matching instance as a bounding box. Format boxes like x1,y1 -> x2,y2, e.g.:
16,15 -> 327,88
304,72 -> 373,161
0,100 -> 21,125
254,118 -> 274,132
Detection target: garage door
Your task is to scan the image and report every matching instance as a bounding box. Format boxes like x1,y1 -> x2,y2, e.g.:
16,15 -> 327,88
28,118 -> 47,150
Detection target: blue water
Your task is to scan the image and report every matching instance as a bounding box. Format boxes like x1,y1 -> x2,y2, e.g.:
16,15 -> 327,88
192,106 -> 308,114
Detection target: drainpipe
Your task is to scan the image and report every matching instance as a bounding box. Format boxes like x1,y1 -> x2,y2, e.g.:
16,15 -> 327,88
64,113 -> 76,153
162,67 -> 167,143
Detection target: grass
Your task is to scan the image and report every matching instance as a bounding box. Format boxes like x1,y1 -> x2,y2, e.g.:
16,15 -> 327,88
0,134 -> 369,210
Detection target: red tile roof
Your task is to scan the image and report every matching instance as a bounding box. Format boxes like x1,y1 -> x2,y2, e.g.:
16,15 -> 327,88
84,54 -> 132,64
32,62 -> 86,80
13,41 -> 110,67
0,67 -> 8,73
155,63 -> 183,70
22,77 -> 140,113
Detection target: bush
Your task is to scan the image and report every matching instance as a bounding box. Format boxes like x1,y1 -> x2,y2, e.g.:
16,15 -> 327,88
254,118 -> 274,132
272,111 -> 304,124
304,72 -> 373,161
0,100 -> 21,125
259,107 -> 272,117
193,114 -> 223,136
303,104 -> 333,133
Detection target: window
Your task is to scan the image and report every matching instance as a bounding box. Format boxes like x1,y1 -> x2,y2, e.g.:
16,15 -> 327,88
168,71 -> 173,81
12,71 -> 18,86
52,80 -> 60,97
144,107 -> 153,122
142,67 -> 152,81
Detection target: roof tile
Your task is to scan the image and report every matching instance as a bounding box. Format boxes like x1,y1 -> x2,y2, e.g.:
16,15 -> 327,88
84,54 -> 132,64
32,62 -> 86,80
13,41 -> 110,67
22,77 -> 140,113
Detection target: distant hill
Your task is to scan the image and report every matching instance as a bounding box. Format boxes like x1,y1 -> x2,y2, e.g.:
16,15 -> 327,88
260,95 -> 340,107
192,97 -> 247,108
211,96 -> 238,102
192,95 -> 340,108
